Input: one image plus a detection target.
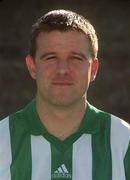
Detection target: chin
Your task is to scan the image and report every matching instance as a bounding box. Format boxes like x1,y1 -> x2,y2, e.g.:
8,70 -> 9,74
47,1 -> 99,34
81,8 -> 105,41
48,97 -> 81,108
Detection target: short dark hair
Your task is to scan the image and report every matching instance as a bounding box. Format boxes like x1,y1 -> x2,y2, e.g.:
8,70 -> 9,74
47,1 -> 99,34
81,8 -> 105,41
29,9 -> 98,59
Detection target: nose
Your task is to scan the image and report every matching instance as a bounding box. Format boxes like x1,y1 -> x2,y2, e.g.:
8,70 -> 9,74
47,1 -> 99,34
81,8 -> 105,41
56,59 -> 70,75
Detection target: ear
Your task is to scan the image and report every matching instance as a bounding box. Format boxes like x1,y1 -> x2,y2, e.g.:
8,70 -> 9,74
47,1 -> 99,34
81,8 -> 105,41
90,58 -> 99,82
26,55 -> 36,80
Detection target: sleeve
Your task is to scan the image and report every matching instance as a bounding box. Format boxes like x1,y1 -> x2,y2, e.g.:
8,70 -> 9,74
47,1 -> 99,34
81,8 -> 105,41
124,140 -> 130,180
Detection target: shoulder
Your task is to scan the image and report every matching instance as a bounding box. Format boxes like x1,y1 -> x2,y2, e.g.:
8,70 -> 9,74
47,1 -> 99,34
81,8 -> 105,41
94,106 -> 130,155
0,111 -> 22,136
0,108 -> 26,135
0,116 -> 10,134
0,100 -> 36,135
0,109 -> 24,127
90,104 -> 130,134
111,114 -> 130,133
89,104 -> 130,141
0,117 -> 11,158
110,114 -> 130,146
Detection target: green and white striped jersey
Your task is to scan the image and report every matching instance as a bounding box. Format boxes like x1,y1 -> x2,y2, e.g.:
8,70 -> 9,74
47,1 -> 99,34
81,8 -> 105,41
0,100 -> 130,180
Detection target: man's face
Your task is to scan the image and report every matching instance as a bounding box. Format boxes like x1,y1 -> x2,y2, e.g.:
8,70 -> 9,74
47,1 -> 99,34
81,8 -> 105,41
26,30 -> 99,107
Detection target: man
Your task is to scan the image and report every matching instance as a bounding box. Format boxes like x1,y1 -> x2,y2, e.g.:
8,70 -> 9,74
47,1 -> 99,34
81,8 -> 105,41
0,9 -> 130,180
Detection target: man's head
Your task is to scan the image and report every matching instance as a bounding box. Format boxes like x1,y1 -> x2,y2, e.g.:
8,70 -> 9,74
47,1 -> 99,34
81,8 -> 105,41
26,10 -> 99,108
29,9 -> 98,60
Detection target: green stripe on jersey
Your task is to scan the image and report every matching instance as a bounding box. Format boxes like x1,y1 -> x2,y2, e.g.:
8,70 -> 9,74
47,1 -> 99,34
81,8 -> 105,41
9,112 -> 32,180
124,142 -> 130,180
51,145 -> 72,179
92,116 -> 112,180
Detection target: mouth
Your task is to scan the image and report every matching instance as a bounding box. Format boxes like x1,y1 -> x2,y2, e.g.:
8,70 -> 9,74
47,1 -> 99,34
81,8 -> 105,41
52,81 -> 73,86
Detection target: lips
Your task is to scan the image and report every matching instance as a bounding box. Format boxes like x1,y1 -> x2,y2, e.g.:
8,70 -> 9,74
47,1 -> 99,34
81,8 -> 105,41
52,81 -> 73,86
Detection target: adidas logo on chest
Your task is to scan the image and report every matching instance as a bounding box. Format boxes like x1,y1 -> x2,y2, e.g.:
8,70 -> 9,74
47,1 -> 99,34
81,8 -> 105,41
52,164 -> 72,179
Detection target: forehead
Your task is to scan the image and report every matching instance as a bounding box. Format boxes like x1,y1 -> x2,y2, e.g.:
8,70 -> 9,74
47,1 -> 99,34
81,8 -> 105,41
36,30 -> 90,52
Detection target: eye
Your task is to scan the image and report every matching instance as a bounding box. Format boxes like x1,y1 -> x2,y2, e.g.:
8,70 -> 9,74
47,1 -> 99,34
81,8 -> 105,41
44,55 -> 57,62
72,56 -> 84,62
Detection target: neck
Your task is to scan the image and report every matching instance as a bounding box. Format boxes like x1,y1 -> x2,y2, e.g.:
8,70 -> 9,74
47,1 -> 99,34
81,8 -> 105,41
36,96 -> 87,140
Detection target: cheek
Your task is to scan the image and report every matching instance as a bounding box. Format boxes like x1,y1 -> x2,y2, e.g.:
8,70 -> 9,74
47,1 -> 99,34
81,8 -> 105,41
73,65 -> 91,80
36,64 -> 56,80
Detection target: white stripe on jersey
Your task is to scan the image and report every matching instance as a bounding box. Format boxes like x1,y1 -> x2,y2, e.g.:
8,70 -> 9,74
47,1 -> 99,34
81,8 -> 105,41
111,115 -> 130,180
31,135 -> 51,180
0,117 -> 12,180
72,134 -> 92,180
